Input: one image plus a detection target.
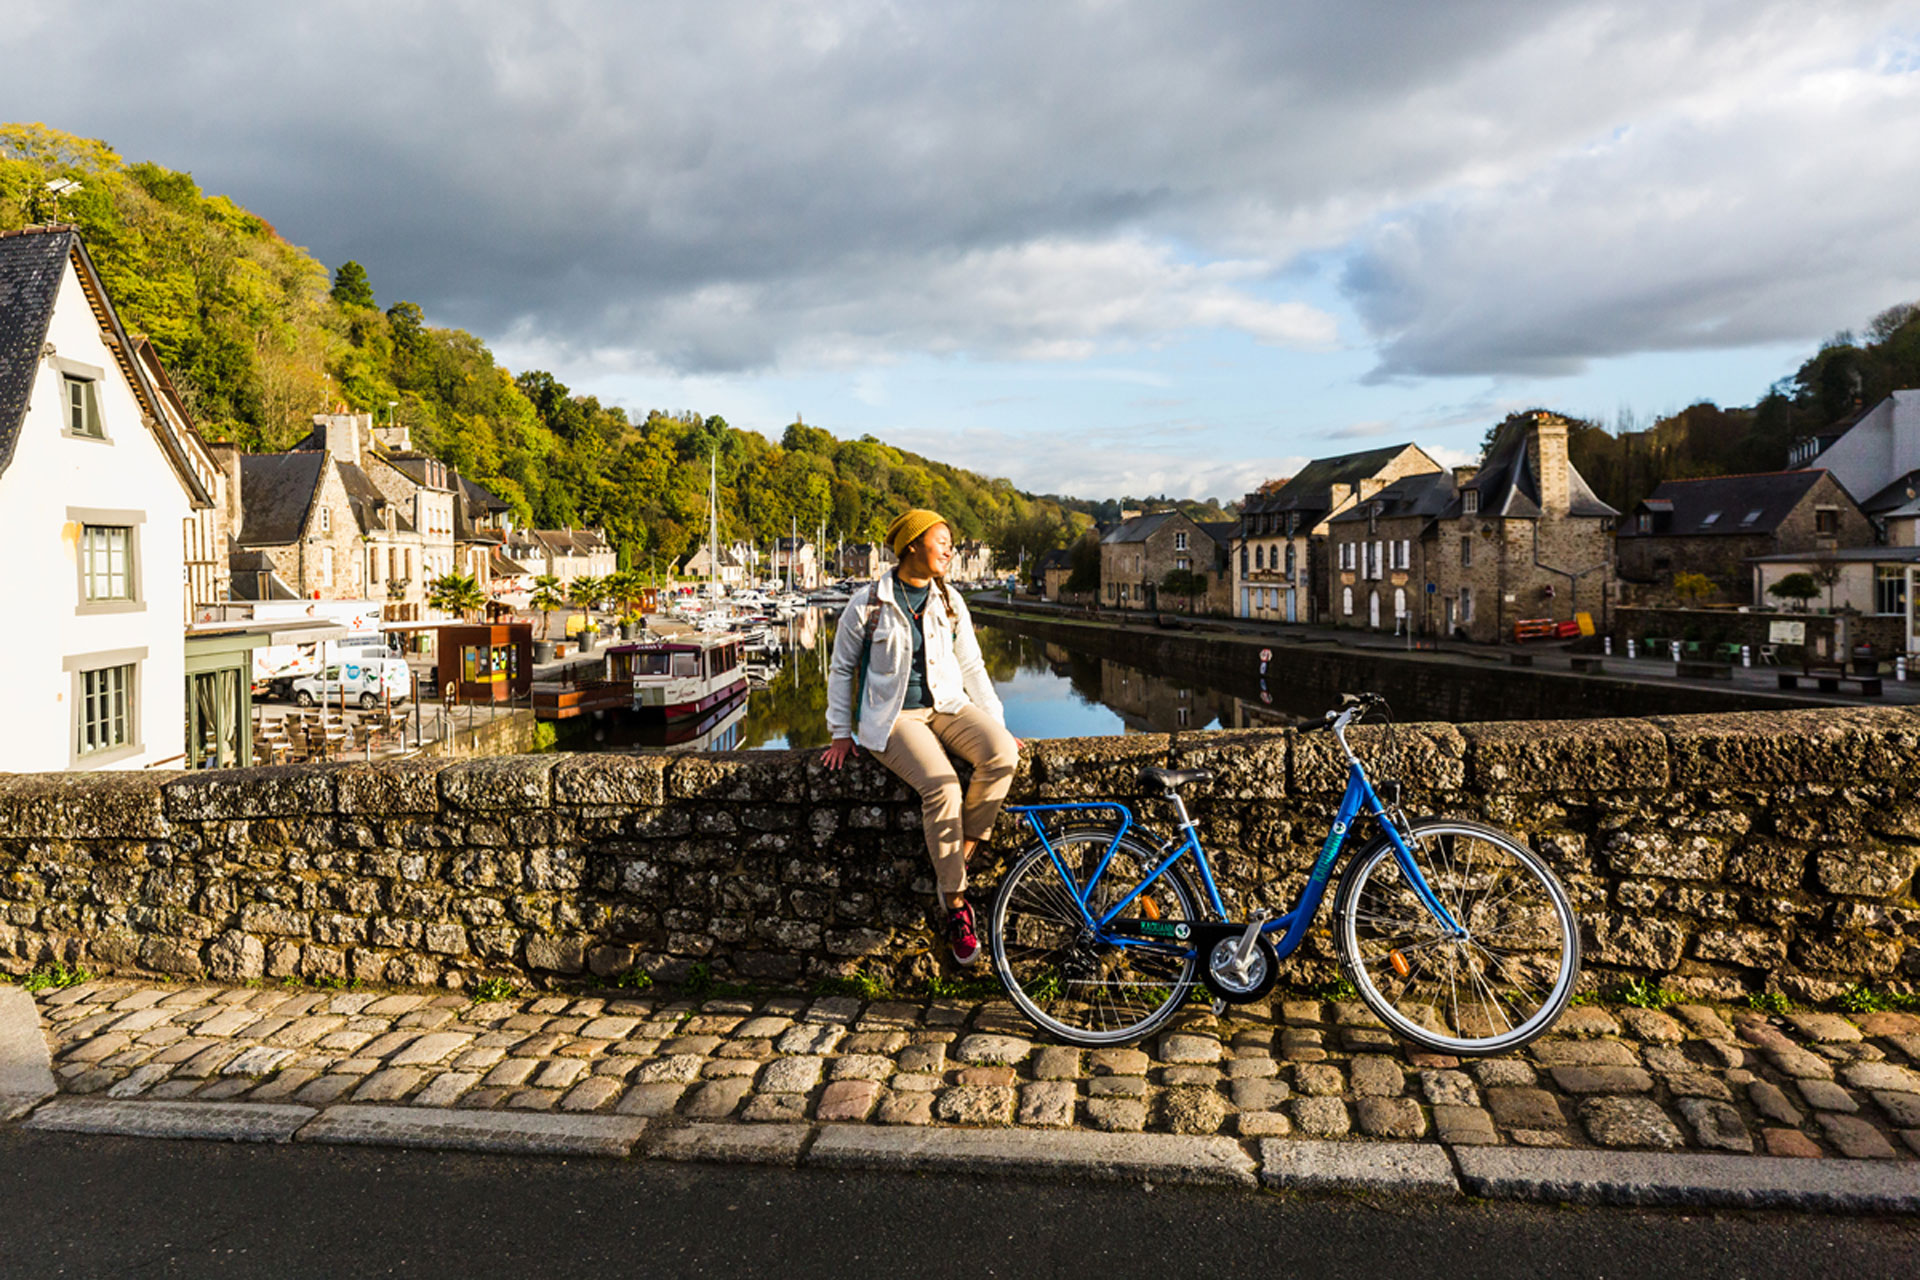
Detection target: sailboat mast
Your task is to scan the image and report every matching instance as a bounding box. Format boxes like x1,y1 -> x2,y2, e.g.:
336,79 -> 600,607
708,452 -> 719,593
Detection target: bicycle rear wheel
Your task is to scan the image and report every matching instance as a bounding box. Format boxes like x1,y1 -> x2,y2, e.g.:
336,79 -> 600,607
989,828 -> 1199,1047
1334,819 -> 1579,1055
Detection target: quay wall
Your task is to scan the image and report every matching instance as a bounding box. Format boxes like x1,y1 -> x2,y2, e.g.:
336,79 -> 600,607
1,708 -> 1917,1003
974,603 -> 1832,723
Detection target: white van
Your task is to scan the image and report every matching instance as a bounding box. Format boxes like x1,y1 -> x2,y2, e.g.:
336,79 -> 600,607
290,657 -> 411,709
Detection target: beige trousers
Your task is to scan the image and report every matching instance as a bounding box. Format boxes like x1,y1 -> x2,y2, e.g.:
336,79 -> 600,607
874,703 -> 1019,897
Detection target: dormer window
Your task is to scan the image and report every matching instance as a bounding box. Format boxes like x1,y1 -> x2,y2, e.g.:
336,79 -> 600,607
1636,513 -> 1652,534
1463,490 -> 1479,515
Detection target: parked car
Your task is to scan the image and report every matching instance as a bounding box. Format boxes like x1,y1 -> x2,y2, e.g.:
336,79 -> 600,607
290,657 -> 411,709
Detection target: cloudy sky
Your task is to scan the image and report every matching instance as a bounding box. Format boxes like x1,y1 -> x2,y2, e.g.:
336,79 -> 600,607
5,1 -> 1918,500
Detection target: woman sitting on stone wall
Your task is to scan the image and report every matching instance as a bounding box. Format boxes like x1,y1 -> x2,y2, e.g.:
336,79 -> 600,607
821,508 -> 1020,966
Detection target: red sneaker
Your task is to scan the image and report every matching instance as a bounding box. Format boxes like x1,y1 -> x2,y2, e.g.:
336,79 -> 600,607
947,901 -> 982,966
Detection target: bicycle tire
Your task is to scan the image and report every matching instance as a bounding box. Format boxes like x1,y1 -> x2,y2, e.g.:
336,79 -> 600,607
1333,819 -> 1579,1056
989,827 -> 1201,1047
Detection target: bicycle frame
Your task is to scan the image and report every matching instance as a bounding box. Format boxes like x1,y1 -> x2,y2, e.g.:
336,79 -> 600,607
1005,727 -> 1464,963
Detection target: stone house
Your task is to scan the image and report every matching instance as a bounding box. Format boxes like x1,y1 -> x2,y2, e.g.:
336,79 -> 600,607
0,226 -> 213,771
1325,470 -> 1458,634
1036,547 -> 1073,600
534,527 -> 617,583
683,540 -> 750,585
1232,443 -> 1442,624
1615,470 -> 1870,604
949,538 -> 994,583
770,537 -> 819,589
1099,510 -> 1229,613
837,541 -> 891,579
1424,412 -> 1618,644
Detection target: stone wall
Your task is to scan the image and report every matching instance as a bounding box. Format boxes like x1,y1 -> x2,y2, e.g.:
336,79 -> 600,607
1615,607 -> 1907,666
3,707 -> 1917,1004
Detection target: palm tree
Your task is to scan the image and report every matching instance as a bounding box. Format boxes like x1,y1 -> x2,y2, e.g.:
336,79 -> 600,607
530,574 -> 566,639
567,574 -> 605,636
606,568 -> 649,626
427,571 -> 486,622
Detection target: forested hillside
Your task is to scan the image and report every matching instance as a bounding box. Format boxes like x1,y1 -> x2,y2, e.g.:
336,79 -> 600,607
0,124 -> 1093,571
1543,304 -> 1920,514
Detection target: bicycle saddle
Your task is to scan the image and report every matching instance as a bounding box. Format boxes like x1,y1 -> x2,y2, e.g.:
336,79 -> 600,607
1139,766 -> 1214,791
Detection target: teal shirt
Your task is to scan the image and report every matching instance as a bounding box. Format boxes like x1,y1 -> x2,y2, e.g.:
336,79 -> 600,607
896,575 -> 933,710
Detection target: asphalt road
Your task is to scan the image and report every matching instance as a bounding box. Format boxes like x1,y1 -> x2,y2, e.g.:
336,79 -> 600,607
2,1129 -> 1914,1280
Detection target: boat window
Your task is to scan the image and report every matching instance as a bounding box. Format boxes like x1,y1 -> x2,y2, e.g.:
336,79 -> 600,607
634,653 -> 673,676
672,652 -> 698,677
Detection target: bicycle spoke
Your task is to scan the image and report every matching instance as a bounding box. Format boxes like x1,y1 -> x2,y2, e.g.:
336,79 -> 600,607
1339,822 -> 1577,1055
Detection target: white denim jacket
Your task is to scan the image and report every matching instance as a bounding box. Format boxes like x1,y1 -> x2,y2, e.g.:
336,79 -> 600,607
825,574 -> 1005,750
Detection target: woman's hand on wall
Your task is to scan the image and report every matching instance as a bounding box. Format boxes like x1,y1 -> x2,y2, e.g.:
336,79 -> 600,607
821,737 -> 857,770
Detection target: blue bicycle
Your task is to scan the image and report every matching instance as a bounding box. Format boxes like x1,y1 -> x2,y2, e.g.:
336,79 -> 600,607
990,693 -> 1580,1053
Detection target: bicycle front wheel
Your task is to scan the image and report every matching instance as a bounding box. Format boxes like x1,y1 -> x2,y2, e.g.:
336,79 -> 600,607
1334,820 -> 1579,1055
990,828 -> 1200,1047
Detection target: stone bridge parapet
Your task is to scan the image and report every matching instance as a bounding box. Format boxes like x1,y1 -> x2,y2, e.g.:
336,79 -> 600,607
2,707 -> 1916,1001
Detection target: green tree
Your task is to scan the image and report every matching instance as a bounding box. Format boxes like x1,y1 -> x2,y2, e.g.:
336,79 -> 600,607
1671,572 -> 1716,607
1767,572 -> 1819,611
530,574 -> 566,639
1161,568 -> 1207,613
330,260 -> 376,310
567,575 -> 605,634
1065,529 -> 1102,593
426,571 -> 486,622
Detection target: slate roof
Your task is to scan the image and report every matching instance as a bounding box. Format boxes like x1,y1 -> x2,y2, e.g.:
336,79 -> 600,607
0,228 -> 74,481
1242,444 -> 1414,518
1860,469 -> 1920,517
237,453 -> 326,545
1037,548 -> 1072,571
1197,520 -> 1238,548
0,227 -> 210,502
382,452 -> 455,491
228,549 -> 300,601
1328,470 -> 1458,526
536,528 -> 614,556
1618,470 -> 1833,538
1101,511 -> 1180,544
1445,419 -> 1616,521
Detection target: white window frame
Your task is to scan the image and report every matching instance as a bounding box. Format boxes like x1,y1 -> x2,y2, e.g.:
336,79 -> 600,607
1342,585 -> 1354,616
320,505 -> 332,534
1174,531 -> 1188,551
69,507 -> 144,615
1463,490 -> 1480,515
65,646 -> 146,767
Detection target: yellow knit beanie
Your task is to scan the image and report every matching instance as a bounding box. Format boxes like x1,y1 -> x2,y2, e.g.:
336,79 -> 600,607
886,508 -> 948,557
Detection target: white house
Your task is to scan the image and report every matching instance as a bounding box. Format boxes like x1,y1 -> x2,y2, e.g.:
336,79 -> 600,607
1800,389 -> 1920,510
0,227 -> 213,771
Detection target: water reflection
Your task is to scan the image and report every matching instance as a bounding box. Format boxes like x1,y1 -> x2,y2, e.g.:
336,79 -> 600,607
562,607 -> 1287,754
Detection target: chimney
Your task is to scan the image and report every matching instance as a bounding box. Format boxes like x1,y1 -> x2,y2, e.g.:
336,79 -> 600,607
205,440 -> 244,531
1530,411 -> 1570,517
1451,465 -> 1479,487
311,412 -> 364,467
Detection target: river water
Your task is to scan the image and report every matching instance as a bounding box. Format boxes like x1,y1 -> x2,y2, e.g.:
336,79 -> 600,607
562,606 -> 1288,754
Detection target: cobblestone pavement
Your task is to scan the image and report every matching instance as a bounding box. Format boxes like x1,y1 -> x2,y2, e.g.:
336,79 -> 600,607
23,981 -> 1920,1162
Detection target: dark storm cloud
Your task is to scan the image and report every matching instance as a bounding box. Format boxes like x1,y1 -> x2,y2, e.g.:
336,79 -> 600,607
2,1 -> 1913,379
